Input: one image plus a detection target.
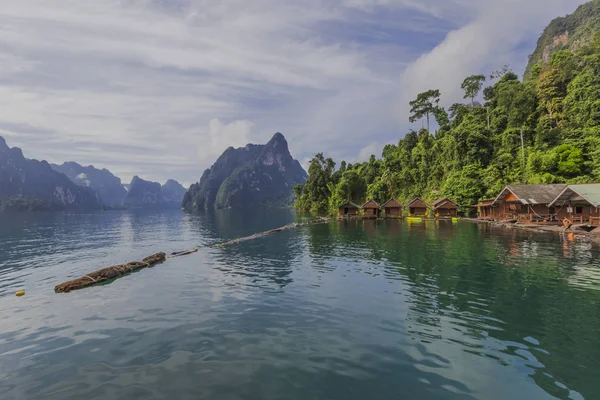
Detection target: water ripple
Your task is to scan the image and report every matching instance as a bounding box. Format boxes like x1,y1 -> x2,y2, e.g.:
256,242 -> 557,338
1,213 -> 600,399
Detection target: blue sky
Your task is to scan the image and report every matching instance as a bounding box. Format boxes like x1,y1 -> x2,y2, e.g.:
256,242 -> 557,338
0,0 -> 588,186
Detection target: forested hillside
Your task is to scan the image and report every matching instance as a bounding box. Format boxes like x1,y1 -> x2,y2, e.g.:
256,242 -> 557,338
295,30 -> 600,214
525,0 -> 600,77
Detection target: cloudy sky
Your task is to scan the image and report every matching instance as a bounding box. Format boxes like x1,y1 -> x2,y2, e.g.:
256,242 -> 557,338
0,0 -> 587,186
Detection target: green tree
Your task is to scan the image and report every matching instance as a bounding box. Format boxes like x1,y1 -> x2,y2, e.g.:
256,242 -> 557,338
409,89 -> 441,133
442,164 -> 486,211
293,184 -> 304,199
461,75 -> 486,105
295,153 -> 336,213
297,34 -> 600,215
433,106 -> 450,132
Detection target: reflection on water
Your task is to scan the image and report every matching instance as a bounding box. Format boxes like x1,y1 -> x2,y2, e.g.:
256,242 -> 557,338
1,211 -> 599,400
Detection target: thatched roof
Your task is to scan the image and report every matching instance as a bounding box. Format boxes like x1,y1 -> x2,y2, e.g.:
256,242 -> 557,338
407,197 -> 428,208
338,201 -> 360,209
549,184 -> 600,207
432,197 -> 458,209
492,184 -> 567,206
362,200 -> 381,209
382,199 -> 403,208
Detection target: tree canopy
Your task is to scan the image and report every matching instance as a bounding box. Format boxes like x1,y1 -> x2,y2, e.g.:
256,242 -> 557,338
295,33 -> 600,215
461,75 -> 486,105
409,89 -> 441,133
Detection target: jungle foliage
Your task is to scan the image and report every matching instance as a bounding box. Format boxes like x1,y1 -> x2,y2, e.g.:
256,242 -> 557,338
294,33 -> 600,214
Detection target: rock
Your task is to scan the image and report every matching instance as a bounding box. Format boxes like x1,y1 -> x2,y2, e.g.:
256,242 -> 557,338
51,161 -> 127,208
0,135 -> 101,211
183,132 -> 307,211
161,179 -> 186,207
123,176 -> 185,208
525,0 -> 600,77
123,176 -> 162,208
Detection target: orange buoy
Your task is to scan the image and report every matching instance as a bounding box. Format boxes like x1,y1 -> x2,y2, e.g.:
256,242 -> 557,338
563,218 -> 572,229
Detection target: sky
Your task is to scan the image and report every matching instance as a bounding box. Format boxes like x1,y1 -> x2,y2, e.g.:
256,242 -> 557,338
0,0 -> 589,187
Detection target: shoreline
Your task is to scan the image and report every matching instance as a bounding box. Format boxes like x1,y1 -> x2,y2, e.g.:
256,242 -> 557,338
463,218 -> 600,245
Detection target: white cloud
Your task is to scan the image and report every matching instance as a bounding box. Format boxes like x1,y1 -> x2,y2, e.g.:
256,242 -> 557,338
199,119 -> 255,164
357,143 -> 381,163
399,0 -> 589,118
0,0 -> 589,184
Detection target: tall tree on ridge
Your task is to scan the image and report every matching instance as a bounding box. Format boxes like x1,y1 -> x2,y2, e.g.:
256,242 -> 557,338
461,75 -> 486,106
409,89 -> 441,134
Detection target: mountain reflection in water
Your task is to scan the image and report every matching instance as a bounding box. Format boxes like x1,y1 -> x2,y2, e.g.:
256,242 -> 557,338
0,210 -> 598,400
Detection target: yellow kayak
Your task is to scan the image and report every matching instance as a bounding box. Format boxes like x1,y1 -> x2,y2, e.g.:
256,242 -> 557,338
406,217 -> 423,222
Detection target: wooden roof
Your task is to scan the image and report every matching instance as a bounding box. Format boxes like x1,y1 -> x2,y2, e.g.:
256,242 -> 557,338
549,184 -> 600,207
433,197 -> 458,209
338,201 -> 360,209
382,199 -> 403,208
362,200 -> 381,209
473,199 -> 494,207
493,184 -> 567,206
407,197 -> 428,208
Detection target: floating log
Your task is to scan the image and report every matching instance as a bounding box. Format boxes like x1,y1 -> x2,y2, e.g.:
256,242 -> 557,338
170,248 -> 198,257
54,252 -> 166,293
54,217 -> 333,294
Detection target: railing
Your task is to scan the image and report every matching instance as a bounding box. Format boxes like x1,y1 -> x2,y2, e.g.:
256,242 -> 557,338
568,216 -> 600,224
525,214 -> 557,223
496,214 -> 599,225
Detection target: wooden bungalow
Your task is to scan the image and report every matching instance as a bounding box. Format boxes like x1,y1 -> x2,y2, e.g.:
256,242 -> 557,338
549,184 -> 600,224
473,199 -> 495,220
432,197 -> 459,217
338,201 -> 360,217
407,197 -> 429,217
362,200 -> 381,218
382,199 -> 403,218
492,184 -> 567,222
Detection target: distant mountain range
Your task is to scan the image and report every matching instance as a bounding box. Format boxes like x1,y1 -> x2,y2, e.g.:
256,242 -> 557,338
182,132 -> 307,211
0,137 -> 100,211
51,161 -> 127,207
1,132 -> 307,212
123,176 -> 186,208
0,135 -> 186,211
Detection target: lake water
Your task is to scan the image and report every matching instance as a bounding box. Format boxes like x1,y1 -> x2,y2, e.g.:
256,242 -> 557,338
1,210 -> 599,400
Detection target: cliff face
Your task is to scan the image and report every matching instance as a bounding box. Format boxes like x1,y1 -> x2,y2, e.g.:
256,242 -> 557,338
526,0 -> 600,77
0,136 -> 100,211
182,132 -> 307,211
123,176 -> 185,208
123,176 -> 162,208
161,179 -> 186,206
51,162 -> 127,207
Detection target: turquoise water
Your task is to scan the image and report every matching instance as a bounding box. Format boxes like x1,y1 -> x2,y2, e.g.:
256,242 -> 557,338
1,210 -> 599,399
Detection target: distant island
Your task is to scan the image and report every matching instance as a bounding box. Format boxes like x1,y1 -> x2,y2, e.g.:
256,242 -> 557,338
0,136 -> 186,211
182,132 -> 307,211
